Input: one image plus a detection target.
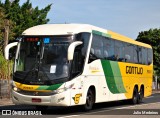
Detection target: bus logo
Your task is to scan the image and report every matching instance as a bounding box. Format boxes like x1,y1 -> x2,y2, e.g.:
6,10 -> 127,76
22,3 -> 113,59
73,94 -> 82,104
126,66 -> 143,75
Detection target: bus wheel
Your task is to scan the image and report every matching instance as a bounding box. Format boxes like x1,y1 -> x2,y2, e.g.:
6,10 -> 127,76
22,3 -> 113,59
137,87 -> 144,104
84,89 -> 94,111
131,87 -> 138,104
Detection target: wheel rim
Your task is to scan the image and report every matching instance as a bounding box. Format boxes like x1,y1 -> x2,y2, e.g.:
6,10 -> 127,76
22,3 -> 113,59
139,89 -> 144,102
85,90 -> 94,110
133,93 -> 137,102
86,91 -> 93,108
133,88 -> 138,104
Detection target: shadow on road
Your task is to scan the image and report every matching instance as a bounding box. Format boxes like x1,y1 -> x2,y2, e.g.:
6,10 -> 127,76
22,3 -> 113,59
0,100 -> 133,115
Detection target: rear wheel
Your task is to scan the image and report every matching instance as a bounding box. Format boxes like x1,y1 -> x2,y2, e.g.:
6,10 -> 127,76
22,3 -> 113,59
137,87 -> 144,104
131,87 -> 138,104
83,89 -> 94,111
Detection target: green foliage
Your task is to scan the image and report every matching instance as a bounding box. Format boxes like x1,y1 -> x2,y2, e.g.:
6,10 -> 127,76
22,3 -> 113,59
0,0 -> 52,39
0,0 -> 51,80
0,7 -> 5,41
136,28 -> 160,80
0,51 -> 13,79
0,7 -> 15,53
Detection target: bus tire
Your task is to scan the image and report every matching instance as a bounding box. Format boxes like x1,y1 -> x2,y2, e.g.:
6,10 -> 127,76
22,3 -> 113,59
83,89 -> 94,111
131,87 -> 138,104
137,87 -> 144,104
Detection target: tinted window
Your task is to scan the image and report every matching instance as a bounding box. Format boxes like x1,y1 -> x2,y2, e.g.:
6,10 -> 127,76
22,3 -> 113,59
133,45 -> 138,63
89,34 -> 103,62
115,40 -> 124,61
137,47 -> 142,64
76,33 -> 90,57
124,43 -> 134,63
74,33 -> 90,77
148,49 -> 153,65
103,37 -> 114,59
88,33 -> 152,65
142,47 -> 148,65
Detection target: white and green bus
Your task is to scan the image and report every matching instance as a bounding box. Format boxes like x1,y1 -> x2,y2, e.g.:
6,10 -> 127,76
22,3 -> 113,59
5,24 -> 153,110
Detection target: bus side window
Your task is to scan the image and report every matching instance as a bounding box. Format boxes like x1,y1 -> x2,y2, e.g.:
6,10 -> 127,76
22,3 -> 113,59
89,34 -> 103,63
142,47 -> 148,65
133,45 -> 138,63
137,47 -> 142,64
95,49 -> 102,58
88,48 -> 97,63
104,50 -> 108,59
124,43 -> 134,63
114,41 -> 124,62
103,38 -> 114,60
147,49 -> 153,65
72,49 -> 84,78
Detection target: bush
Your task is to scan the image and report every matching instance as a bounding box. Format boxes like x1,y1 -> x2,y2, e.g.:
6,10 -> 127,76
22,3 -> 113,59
0,51 -> 13,80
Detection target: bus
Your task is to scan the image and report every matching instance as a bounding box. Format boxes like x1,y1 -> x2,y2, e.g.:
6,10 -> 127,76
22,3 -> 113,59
5,24 -> 153,111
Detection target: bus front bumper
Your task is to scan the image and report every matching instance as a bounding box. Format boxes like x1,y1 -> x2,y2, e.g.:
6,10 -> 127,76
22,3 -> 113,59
12,90 -> 71,106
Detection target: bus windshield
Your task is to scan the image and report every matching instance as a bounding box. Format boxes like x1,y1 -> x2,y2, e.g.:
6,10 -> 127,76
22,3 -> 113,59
13,36 -> 72,85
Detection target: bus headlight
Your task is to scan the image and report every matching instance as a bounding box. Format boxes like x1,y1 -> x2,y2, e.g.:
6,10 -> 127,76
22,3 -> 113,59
13,87 -> 21,92
52,84 -> 74,94
12,84 -> 20,92
13,87 -> 18,91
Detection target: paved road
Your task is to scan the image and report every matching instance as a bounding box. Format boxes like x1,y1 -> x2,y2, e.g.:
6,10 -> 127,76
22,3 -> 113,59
0,93 -> 160,118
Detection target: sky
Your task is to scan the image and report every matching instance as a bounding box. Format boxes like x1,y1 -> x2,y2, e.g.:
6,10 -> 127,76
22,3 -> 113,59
17,0 -> 160,39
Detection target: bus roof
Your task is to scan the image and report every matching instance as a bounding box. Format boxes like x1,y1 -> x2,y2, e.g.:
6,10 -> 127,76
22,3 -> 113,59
22,24 -> 151,48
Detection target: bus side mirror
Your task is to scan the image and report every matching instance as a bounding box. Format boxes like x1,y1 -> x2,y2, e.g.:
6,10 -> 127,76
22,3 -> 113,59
5,42 -> 18,60
68,41 -> 83,61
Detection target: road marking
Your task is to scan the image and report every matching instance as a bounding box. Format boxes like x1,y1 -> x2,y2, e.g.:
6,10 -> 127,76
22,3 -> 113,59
57,102 -> 160,117
83,102 -> 160,115
116,102 -> 160,109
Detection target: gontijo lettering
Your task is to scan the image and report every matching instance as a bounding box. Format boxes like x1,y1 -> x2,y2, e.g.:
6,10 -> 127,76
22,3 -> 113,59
126,66 -> 143,74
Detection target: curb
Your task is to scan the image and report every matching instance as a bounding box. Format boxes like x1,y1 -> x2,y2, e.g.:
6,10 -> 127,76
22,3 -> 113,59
0,98 -> 13,106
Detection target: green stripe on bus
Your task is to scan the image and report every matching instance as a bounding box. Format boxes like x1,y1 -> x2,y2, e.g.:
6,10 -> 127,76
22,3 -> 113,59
101,60 -> 126,94
109,61 -> 126,93
92,30 -> 111,38
101,60 -> 119,94
36,86 -> 49,90
47,83 -> 62,90
36,83 -> 62,90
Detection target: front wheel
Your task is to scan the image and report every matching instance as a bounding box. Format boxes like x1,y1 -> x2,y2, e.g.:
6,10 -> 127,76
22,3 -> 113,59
83,89 -> 94,111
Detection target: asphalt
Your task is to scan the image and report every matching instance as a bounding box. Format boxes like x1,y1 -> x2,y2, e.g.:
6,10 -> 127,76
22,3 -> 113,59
0,90 -> 160,106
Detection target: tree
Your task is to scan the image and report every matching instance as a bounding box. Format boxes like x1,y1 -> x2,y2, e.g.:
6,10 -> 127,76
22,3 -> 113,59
0,0 -> 52,39
0,7 -> 13,81
0,7 -> 5,41
0,7 -> 15,52
0,0 -> 52,82
136,28 -> 160,81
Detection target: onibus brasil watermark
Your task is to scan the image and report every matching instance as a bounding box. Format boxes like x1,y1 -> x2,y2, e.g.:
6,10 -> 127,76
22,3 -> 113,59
2,110 -> 42,115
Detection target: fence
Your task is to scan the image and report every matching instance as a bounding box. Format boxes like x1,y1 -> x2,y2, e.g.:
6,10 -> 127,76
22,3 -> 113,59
0,79 -> 11,99
152,76 -> 160,90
